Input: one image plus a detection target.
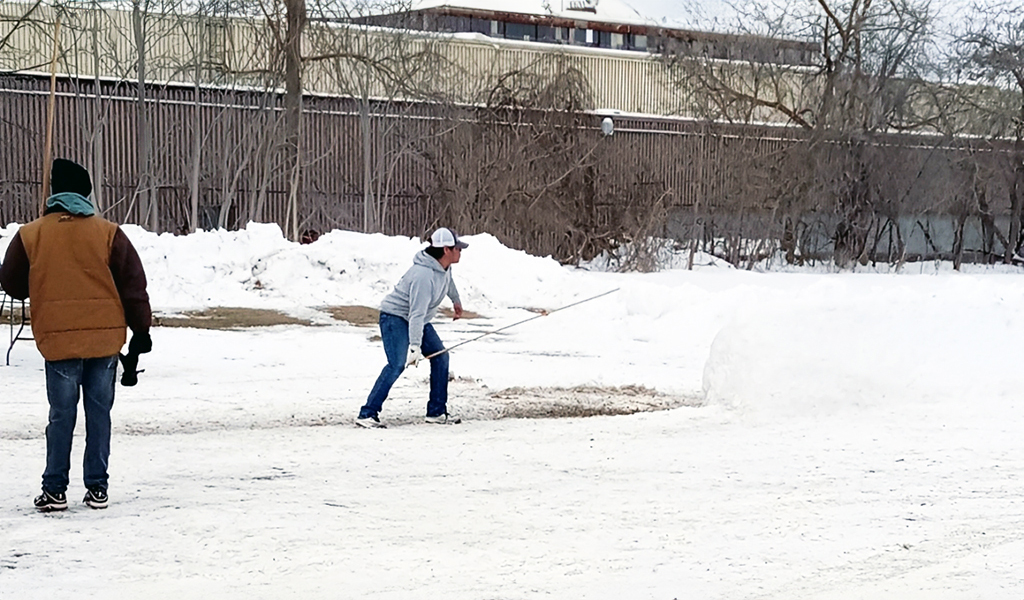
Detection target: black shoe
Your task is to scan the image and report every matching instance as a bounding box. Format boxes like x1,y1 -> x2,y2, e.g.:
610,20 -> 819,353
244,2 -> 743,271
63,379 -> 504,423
34,489 -> 68,512
84,487 -> 108,509
424,412 -> 461,425
355,415 -> 386,429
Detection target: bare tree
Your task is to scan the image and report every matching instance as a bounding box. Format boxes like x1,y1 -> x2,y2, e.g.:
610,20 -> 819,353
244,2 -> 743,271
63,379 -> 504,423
951,1 -> 1024,263
416,53 -> 675,264
302,0 -> 446,234
663,0 -> 941,267
19,0 -> 224,230
0,0 -> 49,68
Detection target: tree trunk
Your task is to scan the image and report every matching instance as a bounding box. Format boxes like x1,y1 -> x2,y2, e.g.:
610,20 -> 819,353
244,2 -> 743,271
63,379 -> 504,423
189,16 -> 203,233
894,219 -> 907,272
953,212 -> 967,271
1005,162 -> 1022,264
782,214 -> 797,264
90,6 -> 104,212
283,0 -> 305,241
251,108 -> 277,224
190,85 -> 202,232
976,184 -> 1006,263
218,152 -> 251,229
132,0 -> 153,230
360,96 -> 375,232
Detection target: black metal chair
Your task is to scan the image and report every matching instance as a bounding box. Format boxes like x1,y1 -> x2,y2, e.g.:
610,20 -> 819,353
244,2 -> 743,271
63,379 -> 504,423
3,291 -> 32,366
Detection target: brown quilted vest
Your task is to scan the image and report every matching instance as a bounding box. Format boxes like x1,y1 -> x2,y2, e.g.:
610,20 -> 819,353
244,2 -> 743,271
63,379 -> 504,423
18,213 -> 127,361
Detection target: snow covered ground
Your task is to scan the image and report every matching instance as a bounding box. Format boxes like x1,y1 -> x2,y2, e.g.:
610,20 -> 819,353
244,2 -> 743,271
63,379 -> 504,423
2,223 -> 1023,598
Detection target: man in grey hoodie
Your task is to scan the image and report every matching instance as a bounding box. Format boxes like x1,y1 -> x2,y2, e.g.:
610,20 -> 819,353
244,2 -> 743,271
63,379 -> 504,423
356,227 -> 468,428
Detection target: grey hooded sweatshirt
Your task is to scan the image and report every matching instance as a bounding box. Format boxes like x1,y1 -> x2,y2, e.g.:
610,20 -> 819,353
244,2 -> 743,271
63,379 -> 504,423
380,250 -> 462,347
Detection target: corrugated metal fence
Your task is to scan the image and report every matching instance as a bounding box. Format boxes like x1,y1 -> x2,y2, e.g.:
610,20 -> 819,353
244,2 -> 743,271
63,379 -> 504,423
1,72 -> 1017,262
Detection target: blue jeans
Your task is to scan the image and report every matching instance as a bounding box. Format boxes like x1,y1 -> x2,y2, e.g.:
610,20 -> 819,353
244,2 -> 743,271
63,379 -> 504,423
42,355 -> 117,493
360,312 -> 449,419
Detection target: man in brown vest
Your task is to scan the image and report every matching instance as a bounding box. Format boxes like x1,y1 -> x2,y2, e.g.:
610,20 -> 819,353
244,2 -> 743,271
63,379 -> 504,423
0,158 -> 152,512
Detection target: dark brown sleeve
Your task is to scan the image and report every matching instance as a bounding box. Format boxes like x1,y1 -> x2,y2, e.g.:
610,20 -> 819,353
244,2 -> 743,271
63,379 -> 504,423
0,232 -> 30,300
109,227 -> 152,333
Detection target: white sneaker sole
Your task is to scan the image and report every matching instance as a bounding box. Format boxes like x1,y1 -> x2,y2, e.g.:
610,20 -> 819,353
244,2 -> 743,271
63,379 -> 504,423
355,418 -> 386,429
424,415 -> 462,424
35,503 -> 68,512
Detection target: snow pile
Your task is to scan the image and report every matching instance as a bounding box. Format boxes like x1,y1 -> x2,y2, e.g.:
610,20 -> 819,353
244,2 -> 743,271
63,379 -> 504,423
124,224 -> 606,315
580,238 -> 732,272
9,220 -> 1024,412
702,274 -> 1024,416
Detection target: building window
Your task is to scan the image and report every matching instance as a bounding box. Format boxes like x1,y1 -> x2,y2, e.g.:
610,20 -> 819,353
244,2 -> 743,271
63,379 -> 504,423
505,22 -> 537,41
490,20 -> 502,36
574,28 -> 595,45
436,15 -> 458,32
611,33 -> 624,49
537,26 -> 570,43
470,18 -> 489,34
622,33 -> 648,51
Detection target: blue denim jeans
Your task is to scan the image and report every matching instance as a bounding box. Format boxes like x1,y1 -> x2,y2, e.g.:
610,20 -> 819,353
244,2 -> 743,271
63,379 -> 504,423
42,355 -> 117,493
360,312 -> 449,419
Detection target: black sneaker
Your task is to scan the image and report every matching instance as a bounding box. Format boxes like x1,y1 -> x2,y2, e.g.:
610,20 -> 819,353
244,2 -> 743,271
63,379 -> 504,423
355,415 -> 386,429
34,489 -> 68,512
84,487 -> 108,509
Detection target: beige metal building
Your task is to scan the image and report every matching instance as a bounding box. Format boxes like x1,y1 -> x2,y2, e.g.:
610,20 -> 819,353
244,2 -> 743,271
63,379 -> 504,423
0,0 -> 815,121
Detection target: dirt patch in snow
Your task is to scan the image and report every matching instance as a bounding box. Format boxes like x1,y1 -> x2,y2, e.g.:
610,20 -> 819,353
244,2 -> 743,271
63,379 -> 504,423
154,307 -> 312,329
324,305 -> 380,326
358,379 -> 704,428
438,306 -> 484,320
482,384 -> 703,419
324,305 -> 484,327
152,305 -> 486,330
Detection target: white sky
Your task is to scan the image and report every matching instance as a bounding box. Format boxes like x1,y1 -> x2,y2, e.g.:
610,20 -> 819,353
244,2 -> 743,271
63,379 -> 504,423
624,0 -> 983,33
627,0 -> 735,26
406,0 -> 987,36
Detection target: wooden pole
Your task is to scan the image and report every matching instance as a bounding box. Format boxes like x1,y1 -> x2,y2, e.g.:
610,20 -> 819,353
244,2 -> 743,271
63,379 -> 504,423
40,15 -> 61,216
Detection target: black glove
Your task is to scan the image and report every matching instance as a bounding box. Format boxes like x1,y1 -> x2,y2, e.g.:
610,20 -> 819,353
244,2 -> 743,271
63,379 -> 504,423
120,330 -> 151,386
118,352 -> 143,386
128,330 -> 152,355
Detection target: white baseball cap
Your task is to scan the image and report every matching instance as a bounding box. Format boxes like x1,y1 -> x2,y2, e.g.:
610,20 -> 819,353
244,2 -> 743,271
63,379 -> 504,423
429,227 -> 468,249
